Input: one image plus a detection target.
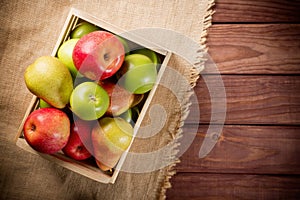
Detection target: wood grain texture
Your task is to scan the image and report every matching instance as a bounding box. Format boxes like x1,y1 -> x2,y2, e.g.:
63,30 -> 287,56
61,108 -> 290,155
166,173 -> 300,199
188,75 -> 300,125
166,0 -> 300,199
176,125 -> 300,174
213,0 -> 300,23
205,24 -> 300,74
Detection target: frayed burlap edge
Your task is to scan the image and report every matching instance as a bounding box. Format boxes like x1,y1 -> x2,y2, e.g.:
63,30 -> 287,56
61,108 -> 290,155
156,1 -> 216,199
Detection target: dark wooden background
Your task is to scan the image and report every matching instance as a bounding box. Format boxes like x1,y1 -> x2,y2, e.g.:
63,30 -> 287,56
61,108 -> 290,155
166,0 -> 300,199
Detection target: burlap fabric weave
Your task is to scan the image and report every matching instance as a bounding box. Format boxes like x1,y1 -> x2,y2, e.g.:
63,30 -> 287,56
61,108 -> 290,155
0,0 -> 214,199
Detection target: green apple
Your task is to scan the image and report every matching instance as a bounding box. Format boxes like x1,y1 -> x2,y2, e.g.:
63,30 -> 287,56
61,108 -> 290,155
116,36 -> 130,55
120,107 -> 140,125
70,82 -> 109,120
57,39 -> 82,79
131,48 -> 160,68
119,54 -> 157,94
70,22 -> 100,39
131,94 -> 144,108
39,99 -> 52,108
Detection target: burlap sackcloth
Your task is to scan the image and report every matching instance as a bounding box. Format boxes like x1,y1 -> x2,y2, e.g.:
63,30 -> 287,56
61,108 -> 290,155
0,0 -> 214,199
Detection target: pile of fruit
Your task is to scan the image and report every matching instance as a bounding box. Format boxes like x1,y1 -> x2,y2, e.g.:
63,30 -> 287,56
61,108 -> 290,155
22,21 -> 160,172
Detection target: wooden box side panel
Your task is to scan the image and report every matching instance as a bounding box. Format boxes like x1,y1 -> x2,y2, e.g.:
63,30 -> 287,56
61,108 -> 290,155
15,96 -> 38,143
70,8 -> 168,56
16,138 -> 111,183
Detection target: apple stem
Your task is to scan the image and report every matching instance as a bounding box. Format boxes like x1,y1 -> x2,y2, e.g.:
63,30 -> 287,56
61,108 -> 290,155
89,94 -> 97,102
31,124 -> 36,131
103,53 -> 110,61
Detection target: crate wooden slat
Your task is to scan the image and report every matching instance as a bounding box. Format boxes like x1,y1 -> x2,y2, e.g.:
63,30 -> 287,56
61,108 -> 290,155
206,24 -> 300,74
176,125 -> 300,174
166,173 -> 300,199
188,75 -> 300,125
213,0 -> 300,23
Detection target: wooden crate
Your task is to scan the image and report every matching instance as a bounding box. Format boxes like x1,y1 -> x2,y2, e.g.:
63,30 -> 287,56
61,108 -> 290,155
15,8 -> 172,184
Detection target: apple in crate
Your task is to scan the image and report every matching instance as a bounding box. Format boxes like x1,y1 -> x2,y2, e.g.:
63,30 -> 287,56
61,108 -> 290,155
72,31 -> 125,81
70,22 -> 100,39
70,81 -> 109,120
92,117 -> 133,171
118,54 -> 157,94
57,38 -> 82,79
131,48 -> 160,69
99,80 -> 135,116
62,119 -> 95,160
39,99 -> 52,108
23,108 -> 70,154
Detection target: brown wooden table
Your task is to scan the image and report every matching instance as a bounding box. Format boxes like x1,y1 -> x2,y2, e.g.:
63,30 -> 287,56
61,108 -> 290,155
166,0 -> 300,199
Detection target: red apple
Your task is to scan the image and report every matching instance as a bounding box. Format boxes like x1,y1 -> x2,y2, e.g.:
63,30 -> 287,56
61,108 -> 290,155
23,108 -> 70,154
62,119 -> 94,160
99,80 -> 135,116
72,31 -> 125,81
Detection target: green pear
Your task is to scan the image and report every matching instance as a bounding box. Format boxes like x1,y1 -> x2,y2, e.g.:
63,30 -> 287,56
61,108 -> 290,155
24,56 -> 73,109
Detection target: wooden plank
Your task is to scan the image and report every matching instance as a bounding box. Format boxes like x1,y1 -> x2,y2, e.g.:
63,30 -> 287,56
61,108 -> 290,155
206,24 -> 300,74
213,0 -> 300,23
176,125 -> 300,174
188,75 -> 300,125
166,173 -> 300,199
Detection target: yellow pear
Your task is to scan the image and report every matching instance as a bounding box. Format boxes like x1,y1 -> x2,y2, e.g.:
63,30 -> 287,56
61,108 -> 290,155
24,56 -> 73,109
